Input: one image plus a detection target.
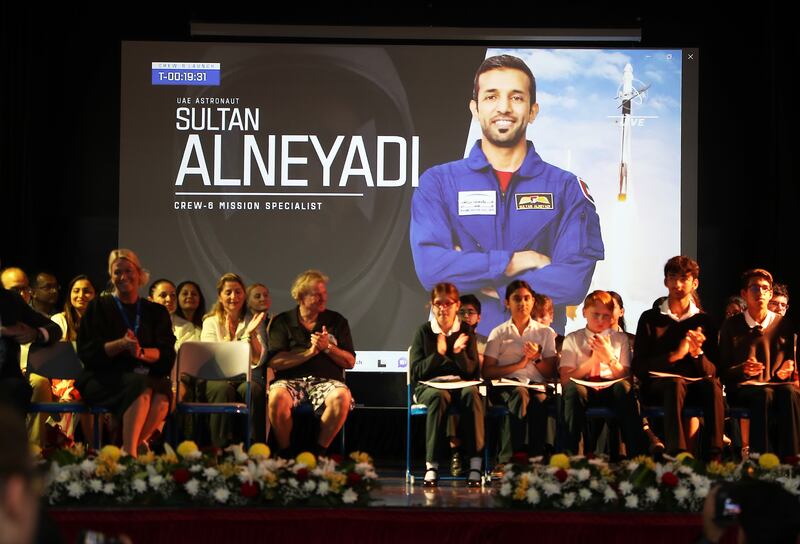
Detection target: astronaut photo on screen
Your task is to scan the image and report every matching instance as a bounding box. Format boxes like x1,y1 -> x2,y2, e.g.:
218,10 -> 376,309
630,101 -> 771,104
410,54 -> 605,336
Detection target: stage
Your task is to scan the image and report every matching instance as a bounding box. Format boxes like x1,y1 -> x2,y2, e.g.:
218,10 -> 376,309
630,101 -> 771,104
49,476 -> 723,544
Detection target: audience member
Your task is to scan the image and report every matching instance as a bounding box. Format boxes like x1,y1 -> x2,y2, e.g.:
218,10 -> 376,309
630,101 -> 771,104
719,269 -> 799,459
560,290 -> 648,457
150,279 -> 200,350
268,270 -> 355,458
725,295 -> 747,319
175,280 -> 206,329
30,273 -> 59,317
50,275 -> 97,442
200,273 -> 267,446
410,282 -> 481,487
768,283 -> 789,317
632,256 -> 724,460
0,405 -> 40,544
0,268 -> 32,304
483,280 -> 558,463
76,249 -> 175,457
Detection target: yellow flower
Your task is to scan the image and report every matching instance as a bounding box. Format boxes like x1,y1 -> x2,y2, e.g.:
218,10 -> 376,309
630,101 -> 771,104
759,453 -> 780,470
176,440 -> 199,459
707,461 -> 737,477
248,443 -> 271,459
514,474 -> 530,500
219,462 -> 237,478
549,453 -> 570,469
264,472 -> 278,488
326,472 -> 346,492
675,452 -> 694,463
632,455 -> 656,470
296,451 -> 317,469
30,444 -> 42,458
99,445 -> 123,462
350,451 -> 372,464
137,451 -> 155,465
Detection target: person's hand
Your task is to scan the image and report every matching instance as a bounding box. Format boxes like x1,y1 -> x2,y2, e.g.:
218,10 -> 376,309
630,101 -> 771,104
522,341 -> 541,363
308,333 -> 322,356
686,327 -> 706,357
743,357 -> 765,377
437,333 -> 447,356
0,322 -> 37,344
776,359 -> 795,381
244,311 -> 266,336
121,329 -> 140,356
316,326 -> 331,352
701,485 -> 726,544
504,250 -> 551,277
671,336 -> 691,362
589,334 -> 614,362
452,333 -> 469,354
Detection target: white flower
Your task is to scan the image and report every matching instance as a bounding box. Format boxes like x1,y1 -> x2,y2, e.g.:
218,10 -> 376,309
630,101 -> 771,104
148,474 -> 165,488
562,492 -> 576,508
542,482 -> 561,496
103,483 -> 115,495
604,487 -> 618,503
189,464 -> 203,473
185,479 -> 200,496
55,468 -> 71,484
677,465 -> 693,475
316,481 -> 330,496
646,487 -> 660,503
88,479 -> 103,493
526,488 -> 541,505
303,480 -> 317,492
589,479 -> 600,490
695,484 -> 710,500
67,481 -> 85,498
625,495 -> 639,509
132,479 -> 147,493
288,479 -> 298,488
776,477 -> 800,496
575,468 -> 590,482
500,483 -> 512,497
213,487 -> 230,503
579,488 -> 592,501
619,481 -> 633,495
203,467 -> 219,480
627,461 -> 640,472
225,444 -> 249,464
674,486 -> 690,503
80,459 -> 97,475
342,488 -> 358,504
587,458 -> 606,466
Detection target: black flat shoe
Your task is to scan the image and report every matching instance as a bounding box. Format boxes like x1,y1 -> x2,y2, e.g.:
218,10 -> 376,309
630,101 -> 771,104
422,468 -> 439,487
466,468 -> 482,488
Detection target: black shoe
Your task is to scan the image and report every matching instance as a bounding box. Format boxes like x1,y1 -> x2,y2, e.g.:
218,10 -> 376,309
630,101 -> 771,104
466,468 -> 482,488
423,468 -> 439,487
450,451 -> 463,477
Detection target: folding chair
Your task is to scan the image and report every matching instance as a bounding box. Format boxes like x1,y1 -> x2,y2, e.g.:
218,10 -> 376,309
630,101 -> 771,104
173,341 -> 252,447
26,342 -> 109,449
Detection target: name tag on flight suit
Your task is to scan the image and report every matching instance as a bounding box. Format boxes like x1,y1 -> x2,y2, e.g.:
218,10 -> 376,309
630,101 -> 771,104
458,191 -> 496,216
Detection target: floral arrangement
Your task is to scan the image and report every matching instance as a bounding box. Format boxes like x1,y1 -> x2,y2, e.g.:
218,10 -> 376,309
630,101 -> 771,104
41,442 -> 378,507
498,452 -> 800,511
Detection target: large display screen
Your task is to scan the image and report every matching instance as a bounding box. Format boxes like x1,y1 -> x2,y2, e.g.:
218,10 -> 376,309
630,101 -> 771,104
121,42 -> 698,373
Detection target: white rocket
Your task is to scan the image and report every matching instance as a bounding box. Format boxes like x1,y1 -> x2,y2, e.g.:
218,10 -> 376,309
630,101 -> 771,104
615,63 -> 651,202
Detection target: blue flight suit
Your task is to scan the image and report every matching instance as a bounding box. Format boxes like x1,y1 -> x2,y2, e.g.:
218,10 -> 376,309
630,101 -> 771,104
410,141 -> 604,336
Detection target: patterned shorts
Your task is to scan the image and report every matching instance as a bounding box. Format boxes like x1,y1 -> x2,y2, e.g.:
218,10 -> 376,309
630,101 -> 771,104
269,377 -> 354,416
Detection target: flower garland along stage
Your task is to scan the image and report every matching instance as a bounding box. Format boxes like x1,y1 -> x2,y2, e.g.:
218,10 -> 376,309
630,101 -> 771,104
498,452 -> 800,511
42,442 -> 378,507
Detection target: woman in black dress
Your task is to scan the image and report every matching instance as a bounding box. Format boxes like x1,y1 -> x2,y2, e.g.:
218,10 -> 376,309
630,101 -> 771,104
77,249 -> 175,456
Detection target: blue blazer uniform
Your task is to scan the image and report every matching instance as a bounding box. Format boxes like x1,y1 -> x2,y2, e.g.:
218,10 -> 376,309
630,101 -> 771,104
410,140 -> 604,335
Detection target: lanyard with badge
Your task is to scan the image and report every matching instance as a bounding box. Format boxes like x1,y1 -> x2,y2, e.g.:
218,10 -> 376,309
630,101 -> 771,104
113,296 -> 147,374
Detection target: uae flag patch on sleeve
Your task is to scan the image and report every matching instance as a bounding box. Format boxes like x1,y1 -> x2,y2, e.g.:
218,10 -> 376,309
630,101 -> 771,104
577,178 -> 595,204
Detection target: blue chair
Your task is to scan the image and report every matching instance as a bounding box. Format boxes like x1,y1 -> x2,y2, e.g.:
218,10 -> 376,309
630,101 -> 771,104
173,341 -> 252,447
26,342 -> 109,449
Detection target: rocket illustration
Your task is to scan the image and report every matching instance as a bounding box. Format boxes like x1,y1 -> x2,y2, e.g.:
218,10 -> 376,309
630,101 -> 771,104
615,63 -> 651,202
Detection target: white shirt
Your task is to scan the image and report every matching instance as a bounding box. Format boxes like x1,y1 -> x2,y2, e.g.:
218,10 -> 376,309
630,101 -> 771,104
429,316 -> 462,337
201,313 -> 267,368
743,309 -> 777,330
660,298 -> 700,322
484,318 -> 557,382
560,327 -> 631,379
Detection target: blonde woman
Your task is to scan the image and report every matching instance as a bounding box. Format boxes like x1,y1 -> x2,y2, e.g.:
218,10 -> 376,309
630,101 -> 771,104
76,249 -> 175,456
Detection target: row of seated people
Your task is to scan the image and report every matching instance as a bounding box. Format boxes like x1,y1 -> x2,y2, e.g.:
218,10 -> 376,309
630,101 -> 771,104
411,256 -> 800,487
0,250 -> 353,458
2,253 -> 799,477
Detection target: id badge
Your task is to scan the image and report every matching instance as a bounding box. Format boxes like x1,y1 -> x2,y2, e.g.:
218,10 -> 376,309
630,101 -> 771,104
458,191 -> 496,216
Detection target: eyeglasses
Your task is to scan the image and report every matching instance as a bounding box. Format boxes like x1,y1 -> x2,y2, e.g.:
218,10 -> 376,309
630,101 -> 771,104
769,301 -> 789,310
432,300 -> 457,309
747,284 -> 772,294
458,309 -> 478,317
